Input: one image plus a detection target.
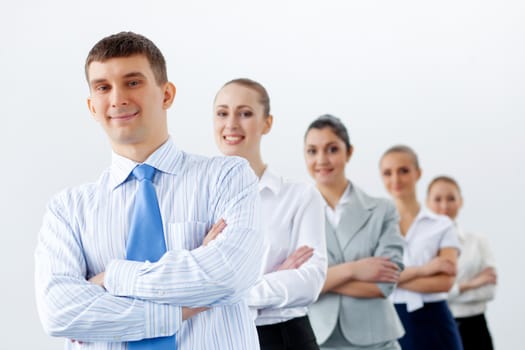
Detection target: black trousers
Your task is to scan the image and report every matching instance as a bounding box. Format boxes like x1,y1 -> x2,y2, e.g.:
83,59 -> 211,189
256,316 -> 319,350
395,301 -> 463,350
455,313 -> 494,350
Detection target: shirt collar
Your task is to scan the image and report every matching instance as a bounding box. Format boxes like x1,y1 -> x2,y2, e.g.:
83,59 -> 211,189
454,221 -> 466,240
108,137 -> 184,189
337,181 -> 352,206
416,206 -> 435,221
258,166 -> 282,195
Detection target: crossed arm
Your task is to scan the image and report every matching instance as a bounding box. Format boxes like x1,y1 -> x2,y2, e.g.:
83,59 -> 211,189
397,247 -> 458,293
322,204 -> 404,299
35,163 -> 263,342
322,257 -> 400,298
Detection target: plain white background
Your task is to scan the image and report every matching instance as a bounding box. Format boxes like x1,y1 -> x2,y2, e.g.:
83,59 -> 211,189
1,0 -> 523,348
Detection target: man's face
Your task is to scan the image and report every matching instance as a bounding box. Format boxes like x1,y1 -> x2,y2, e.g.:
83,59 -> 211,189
87,54 -> 175,154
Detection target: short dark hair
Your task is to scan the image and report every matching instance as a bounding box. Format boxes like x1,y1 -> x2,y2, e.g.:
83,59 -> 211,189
219,78 -> 271,116
427,175 -> 461,195
381,144 -> 420,170
304,114 -> 351,152
85,31 -> 167,85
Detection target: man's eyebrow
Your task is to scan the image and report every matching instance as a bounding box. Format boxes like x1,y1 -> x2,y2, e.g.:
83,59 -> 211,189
123,72 -> 147,79
89,72 -> 148,86
89,78 -> 107,86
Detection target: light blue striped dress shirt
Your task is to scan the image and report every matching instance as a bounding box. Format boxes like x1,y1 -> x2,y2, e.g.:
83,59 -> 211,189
35,137 -> 263,349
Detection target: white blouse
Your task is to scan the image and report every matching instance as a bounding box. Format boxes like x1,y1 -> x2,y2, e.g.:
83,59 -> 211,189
325,182 -> 351,228
448,225 -> 496,318
391,208 -> 461,312
247,167 -> 328,326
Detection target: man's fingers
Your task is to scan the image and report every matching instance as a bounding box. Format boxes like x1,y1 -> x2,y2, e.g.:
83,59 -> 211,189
210,219 -> 226,234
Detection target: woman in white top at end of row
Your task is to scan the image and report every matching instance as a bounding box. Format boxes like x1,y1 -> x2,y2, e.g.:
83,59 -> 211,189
426,176 -> 496,350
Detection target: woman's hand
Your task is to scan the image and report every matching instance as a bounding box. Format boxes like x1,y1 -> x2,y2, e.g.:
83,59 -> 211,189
276,245 -> 314,271
350,257 -> 400,283
463,267 -> 497,291
421,256 -> 457,276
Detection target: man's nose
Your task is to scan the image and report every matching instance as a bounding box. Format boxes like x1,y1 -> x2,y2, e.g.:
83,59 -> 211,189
110,88 -> 129,107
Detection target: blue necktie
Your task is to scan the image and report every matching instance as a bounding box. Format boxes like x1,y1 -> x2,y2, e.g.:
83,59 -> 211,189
126,164 -> 176,349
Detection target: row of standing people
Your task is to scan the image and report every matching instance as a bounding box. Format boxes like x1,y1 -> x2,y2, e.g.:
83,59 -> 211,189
34,31 -> 496,350
211,79 -> 497,350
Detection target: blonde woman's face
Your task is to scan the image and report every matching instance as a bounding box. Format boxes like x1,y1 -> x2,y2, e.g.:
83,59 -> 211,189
427,181 -> 463,220
380,152 -> 421,200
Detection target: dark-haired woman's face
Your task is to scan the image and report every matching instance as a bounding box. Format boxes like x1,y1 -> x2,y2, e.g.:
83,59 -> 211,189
427,181 -> 462,220
380,152 -> 421,200
304,127 -> 350,187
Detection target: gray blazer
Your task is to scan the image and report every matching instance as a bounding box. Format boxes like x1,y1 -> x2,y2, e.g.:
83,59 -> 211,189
308,184 -> 405,346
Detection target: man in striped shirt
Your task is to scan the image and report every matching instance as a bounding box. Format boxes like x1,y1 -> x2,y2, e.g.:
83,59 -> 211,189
35,31 -> 264,349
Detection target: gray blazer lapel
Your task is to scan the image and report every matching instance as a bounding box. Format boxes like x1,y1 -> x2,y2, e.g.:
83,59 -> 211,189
325,217 -> 344,264
336,185 -> 375,250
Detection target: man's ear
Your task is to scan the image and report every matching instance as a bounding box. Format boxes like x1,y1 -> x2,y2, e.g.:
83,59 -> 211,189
162,82 -> 176,109
87,97 -> 97,117
262,115 -> 273,135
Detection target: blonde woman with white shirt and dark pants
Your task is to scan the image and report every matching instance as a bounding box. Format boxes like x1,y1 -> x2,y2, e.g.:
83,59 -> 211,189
211,78 -> 327,350
427,176 -> 496,350
380,145 -> 463,350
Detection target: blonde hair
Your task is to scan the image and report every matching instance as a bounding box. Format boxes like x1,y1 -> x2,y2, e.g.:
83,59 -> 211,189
381,144 -> 420,170
427,175 -> 461,196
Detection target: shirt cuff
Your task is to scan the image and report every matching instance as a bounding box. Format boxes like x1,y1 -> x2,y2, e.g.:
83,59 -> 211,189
104,259 -> 143,296
376,282 -> 395,297
144,302 -> 182,338
448,283 -> 461,299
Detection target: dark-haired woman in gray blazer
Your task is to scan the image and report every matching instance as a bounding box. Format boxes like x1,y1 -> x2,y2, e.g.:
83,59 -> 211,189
305,115 -> 405,350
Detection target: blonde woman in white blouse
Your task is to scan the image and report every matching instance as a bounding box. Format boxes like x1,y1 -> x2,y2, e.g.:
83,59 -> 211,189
379,145 -> 463,350
211,78 -> 328,350
427,176 -> 496,350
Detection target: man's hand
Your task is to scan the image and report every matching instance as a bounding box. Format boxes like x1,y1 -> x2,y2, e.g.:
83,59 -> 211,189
182,307 -> 208,320
89,272 -> 106,289
276,246 -> 314,271
203,219 -> 227,246
350,257 -> 400,283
